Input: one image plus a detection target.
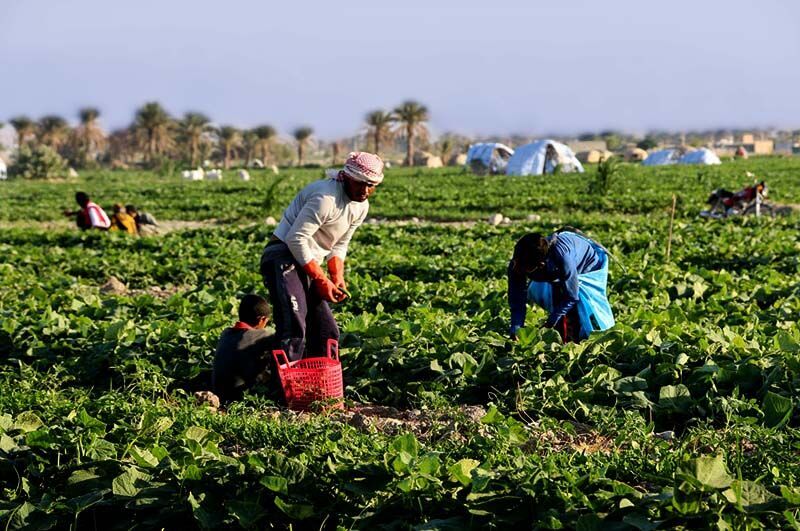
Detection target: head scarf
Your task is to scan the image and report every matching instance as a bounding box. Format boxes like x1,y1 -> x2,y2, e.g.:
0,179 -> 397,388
326,152 -> 384,185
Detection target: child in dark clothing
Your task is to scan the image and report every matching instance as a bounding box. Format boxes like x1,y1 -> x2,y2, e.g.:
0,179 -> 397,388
212,294 -> 277,404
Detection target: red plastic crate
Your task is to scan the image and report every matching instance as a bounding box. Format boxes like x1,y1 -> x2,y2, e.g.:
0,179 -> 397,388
272,338 -> 343,411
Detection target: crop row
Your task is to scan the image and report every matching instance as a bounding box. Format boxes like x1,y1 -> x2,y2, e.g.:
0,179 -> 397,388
1,158 -> 799,224
1,208 -> 799,527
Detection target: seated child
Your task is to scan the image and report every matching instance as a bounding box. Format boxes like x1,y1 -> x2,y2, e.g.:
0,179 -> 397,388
212,294 -> 277,404
126,204 -> 160,235
109,203 -> 138,234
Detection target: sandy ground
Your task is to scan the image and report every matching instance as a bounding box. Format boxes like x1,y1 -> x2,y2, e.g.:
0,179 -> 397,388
6,206 -> 797,234
203,396 -> 621,456
0,218 -> 225,233
0,217 -> 504,233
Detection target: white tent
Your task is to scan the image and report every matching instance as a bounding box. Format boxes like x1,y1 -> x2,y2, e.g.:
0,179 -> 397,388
505,140 -> 584,176
465,142 -> 514,174
642,149 -> 681,166
678,148 -> 721,165
0,159 -> 7,180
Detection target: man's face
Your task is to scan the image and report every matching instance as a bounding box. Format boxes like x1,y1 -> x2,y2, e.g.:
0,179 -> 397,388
344,177 -> 377,202
512,252 -> 546,276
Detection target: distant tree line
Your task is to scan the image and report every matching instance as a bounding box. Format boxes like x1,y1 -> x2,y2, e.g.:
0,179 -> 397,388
2,99 -> 445,175
8,102 -> 787,178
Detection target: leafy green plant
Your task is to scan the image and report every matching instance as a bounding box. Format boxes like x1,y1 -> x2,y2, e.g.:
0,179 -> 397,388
0,159 -> 799,528
11,144 -> 67,179
587,156 -> 622,196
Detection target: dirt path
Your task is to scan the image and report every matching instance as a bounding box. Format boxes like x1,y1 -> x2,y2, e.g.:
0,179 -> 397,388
198,394 -> 620,456
0,217 -> 509,233
0,218 -> 224,233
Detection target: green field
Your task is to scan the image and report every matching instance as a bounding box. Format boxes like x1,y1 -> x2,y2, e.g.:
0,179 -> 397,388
1,160 -> 799,529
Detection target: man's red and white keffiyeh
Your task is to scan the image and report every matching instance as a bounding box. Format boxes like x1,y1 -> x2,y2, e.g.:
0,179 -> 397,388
327,152 -> 384,185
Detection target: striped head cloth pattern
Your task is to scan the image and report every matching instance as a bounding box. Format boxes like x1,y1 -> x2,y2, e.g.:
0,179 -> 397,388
342,152 -> 384,185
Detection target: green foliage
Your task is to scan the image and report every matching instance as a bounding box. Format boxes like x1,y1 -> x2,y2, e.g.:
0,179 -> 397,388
587,156 -> 622,196
637,136 -> 659,151
0,159 -> 799,528
600,130 -> 622,150
154,155 -> 179,177
11,144 -> 68,179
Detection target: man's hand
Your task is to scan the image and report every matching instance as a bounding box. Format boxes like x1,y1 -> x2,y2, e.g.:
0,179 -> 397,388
303,260 -> 347,303
315,278 -> 347,303
327,256 -> 346,291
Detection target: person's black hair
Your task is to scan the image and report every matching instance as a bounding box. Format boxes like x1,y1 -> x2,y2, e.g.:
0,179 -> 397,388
238,294 -> 271,325
126,204 -> 137,214
75,191 -> 89,207
512,233 -> 549,271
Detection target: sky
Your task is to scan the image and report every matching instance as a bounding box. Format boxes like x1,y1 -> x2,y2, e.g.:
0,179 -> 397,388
1,0 -> 799,140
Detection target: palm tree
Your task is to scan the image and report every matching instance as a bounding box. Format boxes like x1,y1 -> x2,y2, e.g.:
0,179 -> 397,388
393,100 -> 429,166
179,112 -> 211,167
217,126 -> 242,169
133,102 -> 174,164
242,130 -> 258,168
365,110 -> 396,156
10,116 -> 36,146
437,134 -> 456,165
293,127 -> 313,166
73,107 -> 106,166
253,125 -> 277,165
108,127 -> 138,166
331,139 -> 344,165
38,115 -> 70,151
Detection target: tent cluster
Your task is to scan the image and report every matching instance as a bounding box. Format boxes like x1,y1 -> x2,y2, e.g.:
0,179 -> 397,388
506,140 -> 584,176
466,140 -> 584,176
181,168 -> 253,181
642,147 -> 721,166
465,139 -> 723,176
465,143 -> 514,175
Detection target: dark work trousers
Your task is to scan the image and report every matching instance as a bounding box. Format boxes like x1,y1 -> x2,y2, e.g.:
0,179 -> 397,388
260,242 -> 339,362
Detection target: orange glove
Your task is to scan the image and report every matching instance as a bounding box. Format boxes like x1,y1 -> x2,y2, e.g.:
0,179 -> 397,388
327,256 -> 346,291
302,260 -> 345,303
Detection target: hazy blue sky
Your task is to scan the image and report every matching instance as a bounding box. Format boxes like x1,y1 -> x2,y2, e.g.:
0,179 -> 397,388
2,0 -> 798,139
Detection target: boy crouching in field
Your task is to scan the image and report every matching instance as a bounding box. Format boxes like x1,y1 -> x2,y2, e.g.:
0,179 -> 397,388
212,294 -> 278,404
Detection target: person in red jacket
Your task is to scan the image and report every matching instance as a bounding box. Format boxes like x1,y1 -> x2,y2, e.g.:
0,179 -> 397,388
63,192 -> 111,230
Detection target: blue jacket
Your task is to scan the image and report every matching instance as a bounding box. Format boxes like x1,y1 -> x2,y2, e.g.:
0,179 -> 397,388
508,231 -> 605,333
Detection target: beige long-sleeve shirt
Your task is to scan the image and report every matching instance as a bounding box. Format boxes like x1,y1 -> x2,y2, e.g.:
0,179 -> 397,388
273,179 -> 368,265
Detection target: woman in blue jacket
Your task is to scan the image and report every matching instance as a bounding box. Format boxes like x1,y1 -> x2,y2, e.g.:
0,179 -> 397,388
508,229 -> 615,342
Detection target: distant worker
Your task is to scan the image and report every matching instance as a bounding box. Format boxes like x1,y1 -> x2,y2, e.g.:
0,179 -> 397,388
212,294 -> 277,404
508,228 -> 615,343
109,204 -> 138,234
126,204 -> 160,235
63,191 -> 111,231
260,152 -> 384,361
705,181 -> 767,217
